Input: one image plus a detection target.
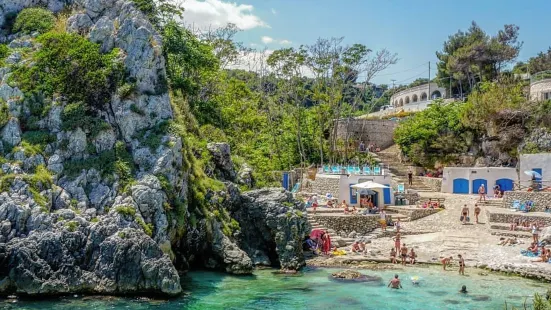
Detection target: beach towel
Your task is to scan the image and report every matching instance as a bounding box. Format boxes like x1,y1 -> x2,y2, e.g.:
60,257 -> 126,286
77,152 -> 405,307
521,250 -> 540,257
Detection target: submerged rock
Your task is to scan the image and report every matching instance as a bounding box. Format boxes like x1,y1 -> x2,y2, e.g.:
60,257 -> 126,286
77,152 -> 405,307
330,270 -> 382,283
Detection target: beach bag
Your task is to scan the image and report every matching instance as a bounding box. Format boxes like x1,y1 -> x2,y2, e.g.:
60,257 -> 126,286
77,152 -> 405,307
466,216 -> 470,222
460,215 -> 464,222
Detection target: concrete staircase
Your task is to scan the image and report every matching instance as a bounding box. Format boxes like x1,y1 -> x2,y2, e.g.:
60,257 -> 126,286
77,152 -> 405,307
374,145 -> 432,192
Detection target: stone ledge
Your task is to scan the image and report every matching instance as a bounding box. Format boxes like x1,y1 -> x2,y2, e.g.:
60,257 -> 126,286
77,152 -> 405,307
503,191 -> 551,212
486,207 -> 551,225
384,206 -> 441,220
312,214 -> 379,235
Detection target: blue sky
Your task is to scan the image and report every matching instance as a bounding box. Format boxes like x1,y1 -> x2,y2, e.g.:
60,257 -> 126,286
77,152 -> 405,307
182,0 -> 551,85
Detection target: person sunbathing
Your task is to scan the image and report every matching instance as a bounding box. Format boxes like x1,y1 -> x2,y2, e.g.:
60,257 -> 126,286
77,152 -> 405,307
528,242 -> 539,255
351,241 -> 365,254
409,248 -> 417,264
532,249 -> 549,262
498,237 -> 518,246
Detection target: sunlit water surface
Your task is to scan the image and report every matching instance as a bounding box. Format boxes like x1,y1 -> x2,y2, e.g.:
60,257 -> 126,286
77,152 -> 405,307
2,266 -> 548,310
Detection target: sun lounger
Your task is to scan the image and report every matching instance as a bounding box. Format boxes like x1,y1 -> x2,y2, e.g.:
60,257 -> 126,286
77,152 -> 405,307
323,165 -> 330,173
363,166 -> 371,175
373,166 -> 381,175
511,200 -> 520,210
331,166 -> 340,174
354,166 -> 361,174
291,182 -> 300,193
397,183 -> 405,193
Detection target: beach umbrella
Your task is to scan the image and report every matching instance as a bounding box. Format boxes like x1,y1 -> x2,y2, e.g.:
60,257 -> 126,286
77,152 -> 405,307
524,171 -> 542,179
351,181 -> 390,189
310,229 -> 325,239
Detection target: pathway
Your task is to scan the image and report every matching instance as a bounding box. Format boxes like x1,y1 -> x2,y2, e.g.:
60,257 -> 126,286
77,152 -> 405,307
374,145 -> 432,192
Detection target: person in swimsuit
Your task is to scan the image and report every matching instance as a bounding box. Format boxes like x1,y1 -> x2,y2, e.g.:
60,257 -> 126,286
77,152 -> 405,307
474,204 -> 481,224
393,233 -> 401,253
532,223 -> 540,244
390,248 -> 397,264
441,256 -> 453,271
387,274 -> 402,289
459,285 -> 468,294
458,254 -> 465,275
478,184 -> 486,202
461,204 -> 469,224
400,243 -> 408,266
409,248 -> 417,265
395,219 -> 401,233
379,209 -> 387,231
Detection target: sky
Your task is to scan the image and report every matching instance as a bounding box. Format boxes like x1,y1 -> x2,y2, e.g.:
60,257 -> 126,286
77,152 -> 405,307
180,0 -> 551,86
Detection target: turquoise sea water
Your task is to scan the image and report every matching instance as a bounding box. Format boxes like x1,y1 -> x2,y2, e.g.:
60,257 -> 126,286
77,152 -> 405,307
2,266 -> 548,310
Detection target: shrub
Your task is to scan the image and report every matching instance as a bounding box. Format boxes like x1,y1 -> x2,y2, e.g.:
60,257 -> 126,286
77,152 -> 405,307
90,217 -> 99,223
118,83 -> 136,99
13,8 -> 55,34
135,216 -> 154,237
65,220 -> 79,232
130,103 -> 145,116
0,101 -> 9,129
12,32 -> 124,109
0,45 -> 9,65
115,205 -> 136,217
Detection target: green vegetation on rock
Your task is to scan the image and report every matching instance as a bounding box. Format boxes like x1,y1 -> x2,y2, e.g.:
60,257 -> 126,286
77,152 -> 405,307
13,8 -> 55,34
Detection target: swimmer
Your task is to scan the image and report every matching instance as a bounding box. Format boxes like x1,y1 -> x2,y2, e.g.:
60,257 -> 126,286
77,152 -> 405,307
387,274 -> 402,289
459,285 -> 468,294
411,276 -> 420,286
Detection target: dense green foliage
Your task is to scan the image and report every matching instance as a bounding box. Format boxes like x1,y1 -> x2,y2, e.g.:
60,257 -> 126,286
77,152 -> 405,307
394,101 -> 472,167
435,22 -> 521,96
13,8 -> 55,34
12,32 -> 123,109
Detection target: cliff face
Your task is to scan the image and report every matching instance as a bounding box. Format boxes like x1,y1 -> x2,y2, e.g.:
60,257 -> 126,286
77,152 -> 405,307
0,0 -> 309,297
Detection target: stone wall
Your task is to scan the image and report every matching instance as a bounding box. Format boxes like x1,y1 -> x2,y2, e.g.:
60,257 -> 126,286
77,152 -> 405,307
394,192 -> 420,205
312,215 -> 379,235
486,209 -> 551,226
530,79 -> 551,101
334,119 -> 398,150
418,177 -> 442,192
307,175 -> 340,198
385,206 -> 441,220
503,191 -> 551,212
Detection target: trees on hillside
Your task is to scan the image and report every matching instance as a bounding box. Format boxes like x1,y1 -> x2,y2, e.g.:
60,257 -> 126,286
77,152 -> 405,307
435,22 -> 521,97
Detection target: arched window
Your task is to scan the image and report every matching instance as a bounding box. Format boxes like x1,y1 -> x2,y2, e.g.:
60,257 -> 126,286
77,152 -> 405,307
405,96 -> 410,104
399,98 -> 403,106
412,94 -> 418,102
431,90 -> 442,99
420,92 -> 427,101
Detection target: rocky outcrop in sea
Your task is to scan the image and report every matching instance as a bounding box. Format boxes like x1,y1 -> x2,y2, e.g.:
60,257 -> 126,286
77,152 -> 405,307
0,0 -> 308,297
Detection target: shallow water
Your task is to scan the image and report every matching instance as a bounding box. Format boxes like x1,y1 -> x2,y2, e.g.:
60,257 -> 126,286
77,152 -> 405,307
2,266 -> 547,310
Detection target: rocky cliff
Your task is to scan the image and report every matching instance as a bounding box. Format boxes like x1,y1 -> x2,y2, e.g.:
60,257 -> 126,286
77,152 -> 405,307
0,0 -> 308,297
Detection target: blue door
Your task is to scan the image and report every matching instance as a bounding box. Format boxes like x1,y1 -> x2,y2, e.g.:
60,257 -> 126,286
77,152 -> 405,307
282,173 -> 289,190
383,184 -> 391,205
495,178 -> 514,191
472,179 -> 488,194
533,168 -> 543,189
349,185 -> 358,204
452,178 -> 469,194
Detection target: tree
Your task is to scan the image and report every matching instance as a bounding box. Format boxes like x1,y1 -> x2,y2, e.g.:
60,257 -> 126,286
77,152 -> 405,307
435,22 -> 521,97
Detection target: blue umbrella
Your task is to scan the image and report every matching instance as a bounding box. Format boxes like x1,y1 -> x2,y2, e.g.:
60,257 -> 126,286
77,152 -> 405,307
524,170 -> 542,179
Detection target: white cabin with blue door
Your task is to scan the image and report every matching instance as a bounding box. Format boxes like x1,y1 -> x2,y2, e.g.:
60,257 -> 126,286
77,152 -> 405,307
338,174 -> 394,207
442,167 -> 517,194
520,154 -> 551,189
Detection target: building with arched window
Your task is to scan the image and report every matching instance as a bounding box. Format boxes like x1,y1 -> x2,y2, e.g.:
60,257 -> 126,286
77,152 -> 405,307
390,83 -> 447,108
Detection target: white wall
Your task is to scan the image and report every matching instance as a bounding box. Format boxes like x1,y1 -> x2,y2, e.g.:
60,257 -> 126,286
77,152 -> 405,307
338,174 -> 394,207
520,154 -> 551,188
441,167 -> 517,194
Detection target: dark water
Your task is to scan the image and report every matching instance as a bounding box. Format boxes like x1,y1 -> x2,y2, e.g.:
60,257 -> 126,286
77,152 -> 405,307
1,267 -> 545,310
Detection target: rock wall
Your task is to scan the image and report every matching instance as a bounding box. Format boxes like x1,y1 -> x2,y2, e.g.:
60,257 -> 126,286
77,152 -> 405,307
334,119 -> 398,150
486,209 -> 551,225
418,177 -> 442,192
312,215 -> 379,235
502,191 -> 551,212
308,175 -> 340,198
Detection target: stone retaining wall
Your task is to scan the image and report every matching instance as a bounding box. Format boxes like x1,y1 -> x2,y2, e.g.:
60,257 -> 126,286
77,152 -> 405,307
503,191 -> 551,212
312,215 -> 379,235
395,192 -> 420,205
418,177 -> 442,192
308,175 -> 340,198
334,119 -> 398,150
486,210 -> 551,225
387,207 -> 441,221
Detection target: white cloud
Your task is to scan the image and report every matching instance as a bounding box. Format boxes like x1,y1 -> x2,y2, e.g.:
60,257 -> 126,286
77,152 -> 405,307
271,8 -> 277,15
261,36 -> 274,44
180,0 -> 269,30
279,39 -> 292,45
250,43 -> 258,47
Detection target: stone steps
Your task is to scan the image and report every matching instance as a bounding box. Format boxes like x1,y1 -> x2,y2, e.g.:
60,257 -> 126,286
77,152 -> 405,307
490,229 -> 533,239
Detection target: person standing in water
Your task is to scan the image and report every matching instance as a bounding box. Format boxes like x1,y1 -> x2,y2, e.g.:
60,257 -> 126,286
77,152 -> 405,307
387,274 -> 402,289
458,254 -> 465,275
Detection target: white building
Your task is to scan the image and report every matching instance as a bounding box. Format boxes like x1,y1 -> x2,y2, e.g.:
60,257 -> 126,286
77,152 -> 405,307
441,167 -> 517,194
337,174 -> 394,207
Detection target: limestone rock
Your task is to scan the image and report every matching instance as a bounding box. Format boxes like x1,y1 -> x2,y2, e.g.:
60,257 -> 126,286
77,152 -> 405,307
2,118 -> 22,146
210,220 -> 253,274
89,16 -> 115,52
66,13 -> 93,34
207,142 -> 236,182
233,188 -> 309,270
